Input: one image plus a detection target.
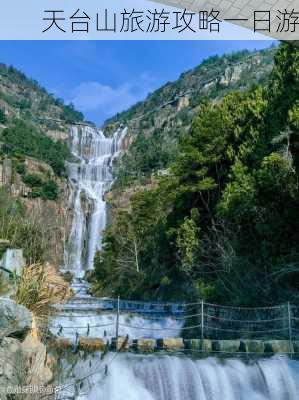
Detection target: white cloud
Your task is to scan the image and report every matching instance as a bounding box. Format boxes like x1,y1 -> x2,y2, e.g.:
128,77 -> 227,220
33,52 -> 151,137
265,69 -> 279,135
68,73 -> 157,118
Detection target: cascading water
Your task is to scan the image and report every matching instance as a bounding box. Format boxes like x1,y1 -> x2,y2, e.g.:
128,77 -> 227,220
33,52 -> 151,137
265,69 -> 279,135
57,354 -> 299,400
64,125 -> 127,278
52,124 -> 182,338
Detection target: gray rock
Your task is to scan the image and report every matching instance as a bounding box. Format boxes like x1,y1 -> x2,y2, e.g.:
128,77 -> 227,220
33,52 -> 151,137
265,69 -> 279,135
293,341 -> 299,354
0,335 -> 54,398
264,340 -> 293,354
240,340 -> 265,354
0,298 -> 32,338
136,338 -> 156,353
184,339 -> 212,352
212,340 -> 241,353
0,337 -> 24,392
0,249 -> 26,277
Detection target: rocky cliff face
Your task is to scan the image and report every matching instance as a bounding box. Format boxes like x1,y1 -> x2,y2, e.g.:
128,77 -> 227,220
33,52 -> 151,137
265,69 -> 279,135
103,47 -> 276,211
104,48 -> 275,153
0,63 -> 85,267
0,299 -> 55,399
0,154 -> 72,266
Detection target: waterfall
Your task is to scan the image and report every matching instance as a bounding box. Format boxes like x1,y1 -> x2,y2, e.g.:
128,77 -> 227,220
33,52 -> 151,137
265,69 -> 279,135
57,354 -> 299,400
56,125 -> 299,400
64,125 -> 127,278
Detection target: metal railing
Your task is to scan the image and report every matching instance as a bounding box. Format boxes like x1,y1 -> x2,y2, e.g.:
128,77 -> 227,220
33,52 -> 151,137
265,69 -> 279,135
51,297 -> 299,342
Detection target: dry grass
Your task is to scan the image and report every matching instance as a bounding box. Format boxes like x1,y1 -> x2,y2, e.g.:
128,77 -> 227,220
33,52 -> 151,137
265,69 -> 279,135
14,263 -> 72,324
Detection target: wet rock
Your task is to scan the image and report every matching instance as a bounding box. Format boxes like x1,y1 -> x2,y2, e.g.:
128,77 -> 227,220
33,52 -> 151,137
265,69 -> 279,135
240,340 -> 264,354
264,340 -> 293,354
111,336 -> 129,351
0,298 -> 32,338
292,341 -> 299,354
135,339 -> 156,353
78,337 -> 106,352
157,338 -> 184,351
52,338 -> 73,351
184,339 -> 212,352
212,340 -> 241,353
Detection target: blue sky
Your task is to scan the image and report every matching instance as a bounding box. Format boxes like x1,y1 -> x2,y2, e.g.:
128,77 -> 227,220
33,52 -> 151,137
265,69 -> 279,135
0,41 -> 275,126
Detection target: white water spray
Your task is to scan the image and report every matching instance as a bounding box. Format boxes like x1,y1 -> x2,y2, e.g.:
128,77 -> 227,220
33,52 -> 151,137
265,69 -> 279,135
57,354 -> 299,400
64,125 -> 127,278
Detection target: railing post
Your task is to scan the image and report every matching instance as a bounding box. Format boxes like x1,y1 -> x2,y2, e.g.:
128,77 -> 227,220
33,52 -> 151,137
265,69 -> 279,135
287,302 -> 293,353
201,299 -> 204,341
115,296 -> 120,345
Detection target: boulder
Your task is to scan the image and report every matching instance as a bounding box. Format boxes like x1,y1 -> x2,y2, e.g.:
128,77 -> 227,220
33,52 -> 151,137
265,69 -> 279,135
21,335 -> 53,385
52,337 -> 73,350
78,337 -> 106,352
292,341 -> 299,354
157,338 -> 184,351
264,340 -> 293,354
0,335 -> 54,398
212,340 -> 241,353
0,298 -> 32,338
111,336 -> 129,351
240,340 -> 264,354
184,339 -> 212,352
0,337 -> 24,390
136,339 -> 156,353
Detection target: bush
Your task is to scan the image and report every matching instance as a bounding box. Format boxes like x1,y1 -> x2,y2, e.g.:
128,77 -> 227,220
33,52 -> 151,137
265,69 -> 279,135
41,179 -> 59,200
0,188 -> 48,263
23,173 -> 43,187
14,263 -> 72,322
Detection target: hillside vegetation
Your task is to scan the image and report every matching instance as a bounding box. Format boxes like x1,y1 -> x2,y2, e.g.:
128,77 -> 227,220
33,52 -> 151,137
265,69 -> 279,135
0,64 -> 85,266
105,47 -> 275,187
93,44 -> 299,306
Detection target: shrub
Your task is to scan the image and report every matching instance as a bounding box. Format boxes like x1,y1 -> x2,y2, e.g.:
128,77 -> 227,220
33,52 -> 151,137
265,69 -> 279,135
14,263 -> 72,322
0,188 -> 47,263
41,179 -> 59,200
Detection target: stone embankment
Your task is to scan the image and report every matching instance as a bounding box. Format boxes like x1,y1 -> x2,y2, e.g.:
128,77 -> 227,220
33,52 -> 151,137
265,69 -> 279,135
53,336 -> 297,355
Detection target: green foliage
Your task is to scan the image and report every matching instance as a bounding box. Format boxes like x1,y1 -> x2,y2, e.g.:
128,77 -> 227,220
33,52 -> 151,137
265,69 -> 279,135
60,102 -> 84,123
41,179 -> 59,200
0,109 -> 6,124
0,63 -> 85,125
1,119 -> 70,176
106,47 -> 275,190
0,188 -> 48,263
115,130 -> 172,187
176,209 -> 201,276
96,44 -> 299,305
22,173 -> 59,200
